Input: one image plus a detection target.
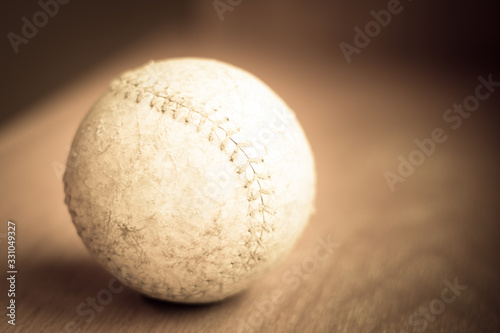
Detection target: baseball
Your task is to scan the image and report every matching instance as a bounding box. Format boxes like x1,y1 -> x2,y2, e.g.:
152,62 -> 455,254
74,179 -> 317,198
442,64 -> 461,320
63,58 -> 316,303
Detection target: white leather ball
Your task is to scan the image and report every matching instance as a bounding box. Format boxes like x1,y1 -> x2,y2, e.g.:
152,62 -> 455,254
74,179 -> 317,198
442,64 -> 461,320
64,58 -> 316,303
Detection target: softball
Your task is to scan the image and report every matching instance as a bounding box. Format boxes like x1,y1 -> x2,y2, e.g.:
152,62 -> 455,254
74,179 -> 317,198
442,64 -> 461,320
64,58 -> 316,303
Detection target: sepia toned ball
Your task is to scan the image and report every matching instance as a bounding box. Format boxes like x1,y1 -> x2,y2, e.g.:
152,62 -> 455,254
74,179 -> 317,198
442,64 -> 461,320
64,58 -> 316,303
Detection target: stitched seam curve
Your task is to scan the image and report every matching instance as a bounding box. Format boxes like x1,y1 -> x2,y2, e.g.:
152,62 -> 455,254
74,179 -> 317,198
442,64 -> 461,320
111,77 -> 276,266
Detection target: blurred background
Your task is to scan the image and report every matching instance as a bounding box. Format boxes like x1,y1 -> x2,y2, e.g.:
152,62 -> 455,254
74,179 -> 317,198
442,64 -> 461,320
1,0 -> 499,332
1,0 -> 499,124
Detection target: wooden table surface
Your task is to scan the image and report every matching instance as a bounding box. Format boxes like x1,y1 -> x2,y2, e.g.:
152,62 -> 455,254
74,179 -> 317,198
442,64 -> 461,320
1,29 -> 500,333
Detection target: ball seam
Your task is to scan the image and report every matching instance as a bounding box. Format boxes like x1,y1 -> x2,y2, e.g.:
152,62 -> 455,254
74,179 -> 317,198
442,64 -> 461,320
111,76 -> 276,269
